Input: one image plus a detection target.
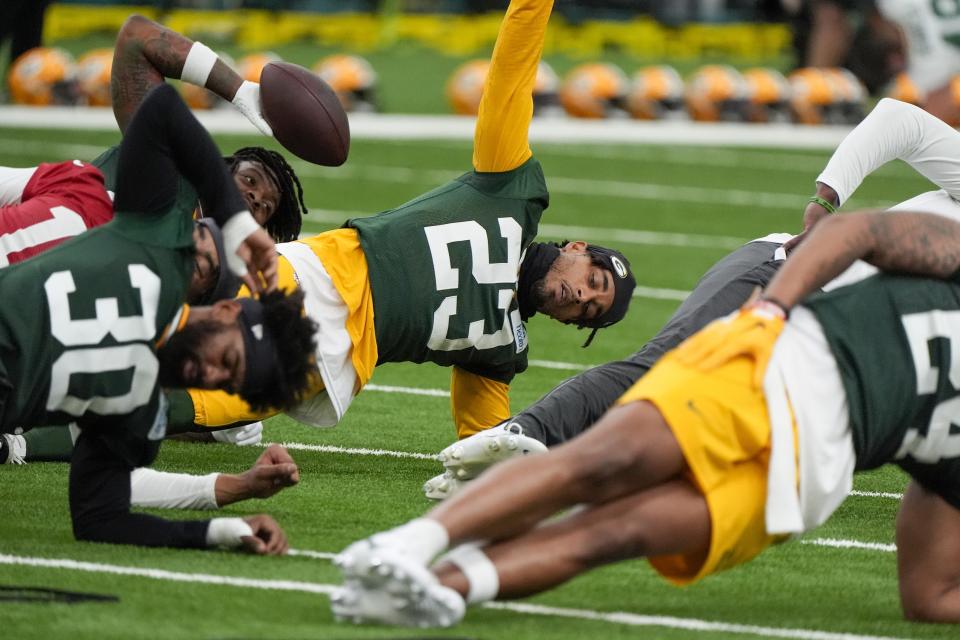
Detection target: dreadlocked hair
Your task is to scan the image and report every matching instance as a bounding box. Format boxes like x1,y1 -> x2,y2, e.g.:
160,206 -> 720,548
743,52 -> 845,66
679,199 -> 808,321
243,289 -> 319,413
225,147 -> 307,242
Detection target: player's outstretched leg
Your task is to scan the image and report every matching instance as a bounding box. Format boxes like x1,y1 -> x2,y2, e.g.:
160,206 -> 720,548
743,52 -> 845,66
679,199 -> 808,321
334,401 -> 687,626
332,540 -> 465,628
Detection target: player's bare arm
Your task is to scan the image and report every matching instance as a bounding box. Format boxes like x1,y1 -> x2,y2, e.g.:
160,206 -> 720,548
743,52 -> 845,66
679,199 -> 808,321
214,444 -> 299,506
766,211 -> 960,310
111,14 -> 243,132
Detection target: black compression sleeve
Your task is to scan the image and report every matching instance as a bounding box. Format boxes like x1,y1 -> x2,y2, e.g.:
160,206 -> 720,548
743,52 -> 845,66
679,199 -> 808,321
112,83 -> 246,226
69,433 -> 210,549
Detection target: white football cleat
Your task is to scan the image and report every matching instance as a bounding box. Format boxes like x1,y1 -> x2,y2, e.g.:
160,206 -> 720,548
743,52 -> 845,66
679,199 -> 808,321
422,471 -> 465,501
0,434 -> 26,465
437,422 -> 547,482
332,539 -> 465,628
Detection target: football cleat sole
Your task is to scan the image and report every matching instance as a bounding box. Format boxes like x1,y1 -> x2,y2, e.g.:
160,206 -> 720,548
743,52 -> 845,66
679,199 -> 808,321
422,472 -> 465,501
437,422 -> 547,481
332,540 -> 465,628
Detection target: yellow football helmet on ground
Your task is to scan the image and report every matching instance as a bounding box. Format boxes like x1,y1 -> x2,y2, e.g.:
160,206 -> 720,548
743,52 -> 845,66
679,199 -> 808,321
823,67 -> 867,124
75,48 -> 114,107
788,67 -> 834,125
8,47 -> 77,106
446,59 -> 560,116
237,52 -> 281,83
559,62 -> 629,119
313,54 -> 378,113
627,65 -> 685,120
789,67 -> 866,125
533,60 -> 562,116
685,64 -> 749,122
742,67 -> 792,123
446,59 -> 489,115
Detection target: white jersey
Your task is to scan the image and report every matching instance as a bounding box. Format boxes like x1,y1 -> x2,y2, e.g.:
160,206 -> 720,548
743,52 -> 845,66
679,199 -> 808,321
0,166 -> 36,206
878,0 -> 960,93
766,98 -> 960,535
817,98 -> 960,290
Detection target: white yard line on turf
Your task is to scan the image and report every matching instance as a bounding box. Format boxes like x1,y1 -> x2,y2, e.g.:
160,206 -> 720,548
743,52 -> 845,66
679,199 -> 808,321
0,553 -> 910,640
483,602 -> 910,640
0,138 -> 109,159
0,553 -> 336,595
265,444 -> 904,509
801,538 -> 896,553
366,383 -> 449,397
287,549 -> 337,560
528,359 -> 589,371
850,490 -> 903,499
273,441 -> 435,460
296,163 -> 808,210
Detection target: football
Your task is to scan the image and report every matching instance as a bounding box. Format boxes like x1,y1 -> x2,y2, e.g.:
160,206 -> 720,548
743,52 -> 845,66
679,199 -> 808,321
260,61 -> 350,166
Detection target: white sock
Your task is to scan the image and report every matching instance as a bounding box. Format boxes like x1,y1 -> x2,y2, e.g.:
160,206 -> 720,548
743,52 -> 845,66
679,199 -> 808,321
376,517 -> 450,564
442,544 -> 499,604
130,468 -> 219,510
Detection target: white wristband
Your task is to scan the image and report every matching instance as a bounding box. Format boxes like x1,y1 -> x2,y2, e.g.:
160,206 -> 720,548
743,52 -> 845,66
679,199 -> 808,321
221,210 -> 260,277
181,42 -> 218,87
206,517 -> 254,548
443,544 -> 499,604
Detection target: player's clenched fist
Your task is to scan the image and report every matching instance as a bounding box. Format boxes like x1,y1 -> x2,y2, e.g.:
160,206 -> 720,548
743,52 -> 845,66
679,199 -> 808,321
241,514 -> 289,555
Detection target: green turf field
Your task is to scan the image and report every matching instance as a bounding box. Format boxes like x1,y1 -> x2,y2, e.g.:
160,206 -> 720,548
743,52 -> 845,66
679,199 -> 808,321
0,126 -> 950,639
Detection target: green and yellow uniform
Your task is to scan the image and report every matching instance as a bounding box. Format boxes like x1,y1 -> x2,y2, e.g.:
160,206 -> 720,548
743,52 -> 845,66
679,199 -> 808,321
0,148 -> 195,467
621,272 -> 960,585
186,0 -> 553,438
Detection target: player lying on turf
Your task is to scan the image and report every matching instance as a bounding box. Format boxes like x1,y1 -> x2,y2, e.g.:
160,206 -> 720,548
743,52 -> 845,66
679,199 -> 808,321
0,84 -> 317,553
424,96 -> 960,498
332,207 -> 960,626
166,0 -> 636,445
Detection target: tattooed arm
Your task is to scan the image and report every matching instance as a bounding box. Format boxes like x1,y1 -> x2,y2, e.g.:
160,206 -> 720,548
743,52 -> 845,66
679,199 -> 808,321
111,14 -> 243,133
764,210 -> 960,310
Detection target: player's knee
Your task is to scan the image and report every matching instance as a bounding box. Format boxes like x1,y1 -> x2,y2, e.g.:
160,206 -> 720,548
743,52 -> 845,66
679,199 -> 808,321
71,514 -> 107,543
900,584 -> 960,623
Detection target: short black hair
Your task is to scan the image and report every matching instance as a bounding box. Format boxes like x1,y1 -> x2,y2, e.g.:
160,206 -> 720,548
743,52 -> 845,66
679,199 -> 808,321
239,289 -> 318,413
225,147 -> 307,243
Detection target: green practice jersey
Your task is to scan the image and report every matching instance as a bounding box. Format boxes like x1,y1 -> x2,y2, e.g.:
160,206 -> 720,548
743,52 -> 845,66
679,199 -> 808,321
0,185 -> 195,466
347,157 -> 548,384
805,272 -> 960,506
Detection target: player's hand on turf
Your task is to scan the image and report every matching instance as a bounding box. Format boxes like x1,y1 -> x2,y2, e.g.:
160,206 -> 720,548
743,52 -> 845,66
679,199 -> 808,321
673,289 -> 787,388
211,421 -> 263,446
235,226 -> 278,294
240,515 -> 288,555
231,81 -> 273,137
242,444 -> 300,499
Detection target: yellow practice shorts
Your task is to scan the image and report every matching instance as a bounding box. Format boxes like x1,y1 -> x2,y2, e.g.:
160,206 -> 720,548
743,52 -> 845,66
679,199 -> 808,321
617,351 -> 781,585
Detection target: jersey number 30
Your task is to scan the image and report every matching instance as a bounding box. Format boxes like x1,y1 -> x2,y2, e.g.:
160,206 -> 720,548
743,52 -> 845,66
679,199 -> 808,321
45,265 -> 161,416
